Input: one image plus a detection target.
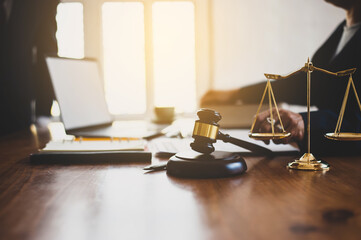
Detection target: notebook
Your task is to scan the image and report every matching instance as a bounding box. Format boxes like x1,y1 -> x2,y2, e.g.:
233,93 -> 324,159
30,138 -> 151,164
41,139 -> 146,152
45,56 -> 156,138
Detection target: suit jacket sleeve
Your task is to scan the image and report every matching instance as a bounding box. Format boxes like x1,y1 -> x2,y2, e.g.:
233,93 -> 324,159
299,110 -> 361,156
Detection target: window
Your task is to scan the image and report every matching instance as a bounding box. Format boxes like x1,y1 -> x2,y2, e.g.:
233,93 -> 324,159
55,0 -> 208,118
152,2 -> 196,113
102,2 -> 146,115
56,2 -> 84,59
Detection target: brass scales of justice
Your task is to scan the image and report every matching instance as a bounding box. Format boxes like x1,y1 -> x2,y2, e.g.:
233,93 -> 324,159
248,58 -> 361,171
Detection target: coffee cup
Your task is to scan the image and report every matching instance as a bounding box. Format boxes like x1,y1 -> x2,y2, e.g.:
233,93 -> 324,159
154,106 -> 175,124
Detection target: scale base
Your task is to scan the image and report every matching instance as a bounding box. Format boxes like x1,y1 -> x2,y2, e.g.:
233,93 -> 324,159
167,151 -> 247,178
288,153 -> 329,171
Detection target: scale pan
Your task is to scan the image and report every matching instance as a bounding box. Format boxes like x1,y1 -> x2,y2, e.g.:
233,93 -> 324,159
248,132 -> 291,140
325,132 -> 361,141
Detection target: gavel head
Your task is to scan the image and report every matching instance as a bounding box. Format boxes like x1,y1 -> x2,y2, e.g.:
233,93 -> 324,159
190,109 -> 222,154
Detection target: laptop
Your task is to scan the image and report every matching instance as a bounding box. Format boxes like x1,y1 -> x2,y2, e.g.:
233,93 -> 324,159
45,56 -> 156,138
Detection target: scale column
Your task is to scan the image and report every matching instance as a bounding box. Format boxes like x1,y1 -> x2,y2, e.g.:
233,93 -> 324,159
307,60 -> 311,157
288,58 -> 329,171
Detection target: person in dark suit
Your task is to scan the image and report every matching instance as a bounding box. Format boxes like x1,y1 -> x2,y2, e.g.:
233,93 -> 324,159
201,0 -> 361,155
0,0 -> 59,135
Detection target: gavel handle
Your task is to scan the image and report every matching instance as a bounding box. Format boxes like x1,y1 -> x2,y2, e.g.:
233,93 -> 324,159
218,132 -> 274,156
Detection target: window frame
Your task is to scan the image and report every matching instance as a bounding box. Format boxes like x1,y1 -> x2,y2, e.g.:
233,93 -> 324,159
59,0 -> 211,119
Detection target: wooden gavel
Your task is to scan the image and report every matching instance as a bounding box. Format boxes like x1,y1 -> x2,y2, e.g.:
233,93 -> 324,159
190,109 -> 273,156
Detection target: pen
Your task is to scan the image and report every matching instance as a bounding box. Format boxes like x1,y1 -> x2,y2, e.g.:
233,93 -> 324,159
73,137 -> 140,141
143,162 -> 167,171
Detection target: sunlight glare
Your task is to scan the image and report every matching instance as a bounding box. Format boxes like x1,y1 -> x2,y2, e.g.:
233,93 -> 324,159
56,3 -> 84,59
102,2 -> 146,115
152,2 -> 196,113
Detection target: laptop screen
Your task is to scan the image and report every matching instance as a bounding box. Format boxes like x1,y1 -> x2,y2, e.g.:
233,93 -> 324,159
46,57 -> 113,130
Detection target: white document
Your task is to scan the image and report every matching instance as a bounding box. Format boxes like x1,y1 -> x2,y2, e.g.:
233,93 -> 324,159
151,129 -> 299,154
215,129 -> 299,153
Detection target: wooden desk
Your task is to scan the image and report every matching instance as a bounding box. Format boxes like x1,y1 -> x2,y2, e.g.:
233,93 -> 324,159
0,125 -> 361,240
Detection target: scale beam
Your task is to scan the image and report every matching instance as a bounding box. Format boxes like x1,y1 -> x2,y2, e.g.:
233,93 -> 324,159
265,66 -> 356,80
264,67 -> 306,80
311,66 -> 356,77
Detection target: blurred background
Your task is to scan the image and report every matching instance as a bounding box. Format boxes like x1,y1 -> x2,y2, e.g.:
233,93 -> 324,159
54,0 -> 344,118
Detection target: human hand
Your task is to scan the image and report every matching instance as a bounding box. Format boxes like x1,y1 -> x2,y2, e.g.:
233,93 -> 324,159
200,89 -> 240,107
253,108 -> 305,144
